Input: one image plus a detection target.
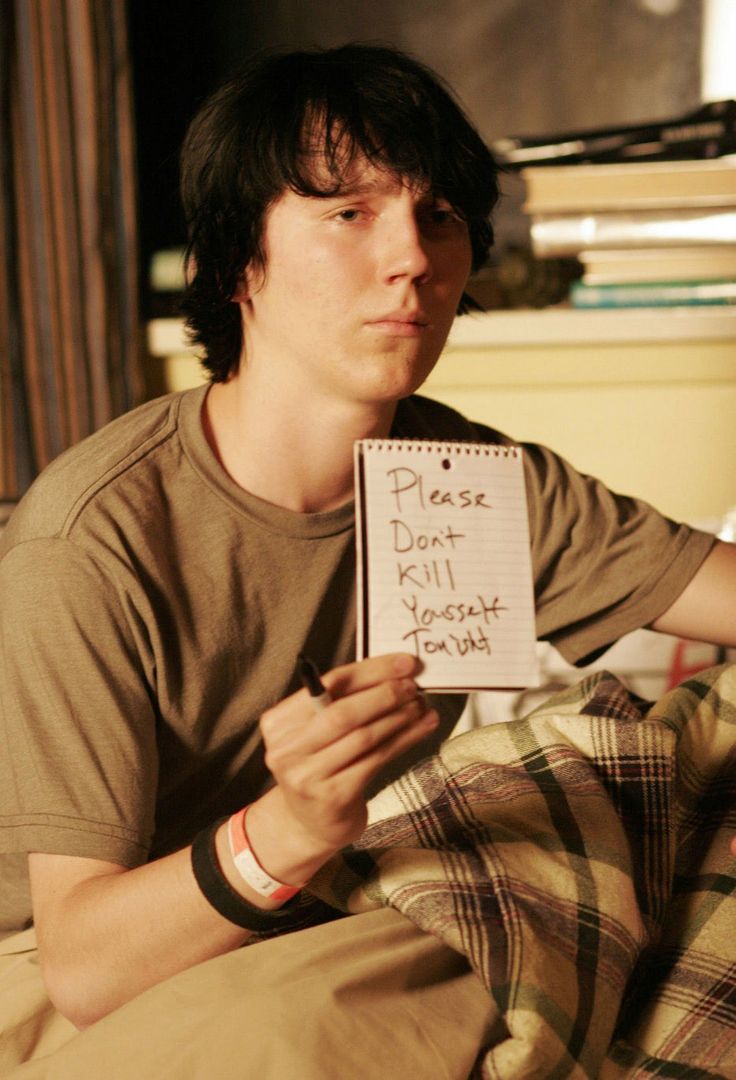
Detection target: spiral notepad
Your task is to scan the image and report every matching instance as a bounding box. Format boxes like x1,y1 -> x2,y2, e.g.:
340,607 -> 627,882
355,439 -> 538,691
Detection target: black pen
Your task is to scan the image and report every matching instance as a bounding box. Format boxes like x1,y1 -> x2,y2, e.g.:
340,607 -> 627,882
297,654 -> 332,710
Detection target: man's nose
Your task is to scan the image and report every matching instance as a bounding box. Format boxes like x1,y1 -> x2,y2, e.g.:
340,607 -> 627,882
381,215 -> 432,285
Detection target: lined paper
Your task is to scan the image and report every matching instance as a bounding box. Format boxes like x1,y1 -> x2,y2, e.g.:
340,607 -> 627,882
355,439 -> 538,691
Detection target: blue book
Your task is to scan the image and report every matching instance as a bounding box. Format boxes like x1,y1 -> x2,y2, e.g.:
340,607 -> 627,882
570,279 -> 736,308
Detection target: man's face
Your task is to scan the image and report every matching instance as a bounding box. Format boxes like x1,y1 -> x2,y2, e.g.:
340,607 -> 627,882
237,157 -> 473,409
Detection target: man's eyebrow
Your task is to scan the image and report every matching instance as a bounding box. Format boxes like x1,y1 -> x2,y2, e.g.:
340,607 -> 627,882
314,177 -> 437,200
315,178 -> 396,198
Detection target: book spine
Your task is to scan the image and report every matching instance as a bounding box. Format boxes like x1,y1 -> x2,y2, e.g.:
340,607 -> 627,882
570,279 -> 736,308
524,191 -> 736,215
531,209 -> 736,256
492,100 -> 736,168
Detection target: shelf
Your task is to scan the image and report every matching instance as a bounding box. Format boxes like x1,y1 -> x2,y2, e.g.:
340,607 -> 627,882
447,306 -> 736,348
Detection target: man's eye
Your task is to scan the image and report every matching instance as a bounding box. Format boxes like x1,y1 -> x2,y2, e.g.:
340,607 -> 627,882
334,208 -> 363,223
426,207 -> 462,226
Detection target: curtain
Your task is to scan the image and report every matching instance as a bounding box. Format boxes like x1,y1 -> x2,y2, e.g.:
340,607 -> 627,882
0,0 -> 144,506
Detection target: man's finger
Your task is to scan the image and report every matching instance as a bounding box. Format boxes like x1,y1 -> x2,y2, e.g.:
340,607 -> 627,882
320,652 -> 421,698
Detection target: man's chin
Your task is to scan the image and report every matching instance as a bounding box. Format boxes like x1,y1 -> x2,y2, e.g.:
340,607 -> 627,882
375,341 -> 443,387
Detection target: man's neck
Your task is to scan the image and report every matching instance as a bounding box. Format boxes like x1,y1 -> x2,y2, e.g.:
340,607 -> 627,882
202,374 -> 398,514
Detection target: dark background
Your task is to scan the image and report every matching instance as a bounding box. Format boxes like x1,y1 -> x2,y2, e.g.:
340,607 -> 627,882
128,0 -> 704,299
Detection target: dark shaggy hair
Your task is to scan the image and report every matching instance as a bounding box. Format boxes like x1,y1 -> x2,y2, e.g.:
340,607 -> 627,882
180,44 -> 499,382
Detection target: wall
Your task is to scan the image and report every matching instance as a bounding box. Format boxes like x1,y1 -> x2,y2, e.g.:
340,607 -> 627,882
428,308 -> 736,525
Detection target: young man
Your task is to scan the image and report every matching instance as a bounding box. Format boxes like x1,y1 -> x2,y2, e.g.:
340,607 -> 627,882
1,43 -> 734,1074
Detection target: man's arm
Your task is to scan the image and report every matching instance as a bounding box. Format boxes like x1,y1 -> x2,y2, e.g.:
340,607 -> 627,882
29,653 -> 438,1030
649,539 -> 736,646
648,538 -> 736,857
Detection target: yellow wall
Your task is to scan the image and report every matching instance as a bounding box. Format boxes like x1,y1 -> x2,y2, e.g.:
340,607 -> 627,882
427,333 -> 736,524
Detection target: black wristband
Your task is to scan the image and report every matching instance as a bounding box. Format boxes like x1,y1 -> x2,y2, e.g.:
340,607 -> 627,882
190,819 -> 303,933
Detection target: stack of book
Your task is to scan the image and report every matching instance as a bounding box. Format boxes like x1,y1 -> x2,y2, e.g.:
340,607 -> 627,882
520,156 -> 736,308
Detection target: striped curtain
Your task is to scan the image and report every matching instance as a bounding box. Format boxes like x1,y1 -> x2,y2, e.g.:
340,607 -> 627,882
0,0 -> 144,505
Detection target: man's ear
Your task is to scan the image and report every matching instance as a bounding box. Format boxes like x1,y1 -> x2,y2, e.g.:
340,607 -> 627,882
232,260 -> 266,302
231,274 -> 250,303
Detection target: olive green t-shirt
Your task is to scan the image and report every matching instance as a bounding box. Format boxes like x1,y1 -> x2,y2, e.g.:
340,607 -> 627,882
0,387 -> 714,931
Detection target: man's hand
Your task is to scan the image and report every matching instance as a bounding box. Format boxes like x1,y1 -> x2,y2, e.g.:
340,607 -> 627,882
245,653 -> 438,884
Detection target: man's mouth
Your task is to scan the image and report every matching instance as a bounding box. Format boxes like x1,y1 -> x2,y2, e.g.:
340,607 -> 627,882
367,311 -> 430,334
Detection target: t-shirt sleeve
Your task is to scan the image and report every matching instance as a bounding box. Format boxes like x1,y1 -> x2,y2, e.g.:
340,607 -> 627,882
519,442 -> 716,665
0,537 -> 159,866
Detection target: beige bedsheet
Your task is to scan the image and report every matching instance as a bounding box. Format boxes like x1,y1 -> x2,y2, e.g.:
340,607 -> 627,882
0,909 -> 494,1079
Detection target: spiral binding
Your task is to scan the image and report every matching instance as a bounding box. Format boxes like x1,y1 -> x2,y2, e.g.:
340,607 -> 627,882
358,439 -> 519,458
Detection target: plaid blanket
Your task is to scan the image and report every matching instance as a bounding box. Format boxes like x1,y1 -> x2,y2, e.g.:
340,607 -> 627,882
308,665 -> 736,1079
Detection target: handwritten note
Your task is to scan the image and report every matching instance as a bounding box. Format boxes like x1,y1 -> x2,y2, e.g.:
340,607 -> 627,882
354,439 -> 538,691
